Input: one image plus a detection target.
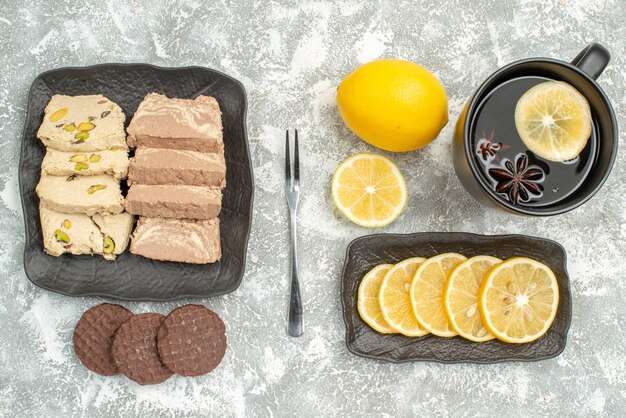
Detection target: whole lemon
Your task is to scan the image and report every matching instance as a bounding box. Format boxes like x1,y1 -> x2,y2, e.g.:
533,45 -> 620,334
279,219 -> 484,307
337,59 -> 448,152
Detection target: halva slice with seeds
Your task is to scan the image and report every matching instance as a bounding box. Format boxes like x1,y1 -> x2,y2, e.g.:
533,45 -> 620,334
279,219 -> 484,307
130,217 -> 221,264
92,212 -> 135,260
42,149 -> 130,180
37,95 -> 128,152
37,174 -> 124,216
40,204 -> 103,256
127,93 -> 223,153
40,205 -> 133,259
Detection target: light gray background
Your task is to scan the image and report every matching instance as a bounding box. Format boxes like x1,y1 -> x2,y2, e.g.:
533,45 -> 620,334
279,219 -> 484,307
0,0 -> 624,417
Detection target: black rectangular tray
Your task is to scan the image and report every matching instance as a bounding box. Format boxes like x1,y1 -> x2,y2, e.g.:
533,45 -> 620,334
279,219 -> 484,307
19,64 -> 253,301
341,232 -> 571,363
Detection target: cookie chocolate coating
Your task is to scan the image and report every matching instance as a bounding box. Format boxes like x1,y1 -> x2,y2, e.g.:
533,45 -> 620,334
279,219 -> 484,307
157,305 -> 227,376
73,303 -> 134,376
111,313 -> 173,385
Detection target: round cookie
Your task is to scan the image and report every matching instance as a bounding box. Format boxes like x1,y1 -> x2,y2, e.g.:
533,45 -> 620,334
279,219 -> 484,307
111,313 -> 173,385
73,303 -> 134,376
157,305 -> 227,376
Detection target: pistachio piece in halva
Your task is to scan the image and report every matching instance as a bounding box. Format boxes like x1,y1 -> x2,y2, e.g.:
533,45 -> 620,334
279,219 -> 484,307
87,184 -> 107,194
69,153 -> 88,163
89,154 -> 101,163
75,162 -> 89,171
74,131 -> 89,140
64,124 -> 77,132
54,228 -> 70,243
49,108 -> 68,123
63,219 -> 72,229
77,122 -> 96,131
103,235 -> 115,254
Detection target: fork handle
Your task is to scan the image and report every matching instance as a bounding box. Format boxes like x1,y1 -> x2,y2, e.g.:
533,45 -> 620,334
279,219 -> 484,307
287,213 -> 303,337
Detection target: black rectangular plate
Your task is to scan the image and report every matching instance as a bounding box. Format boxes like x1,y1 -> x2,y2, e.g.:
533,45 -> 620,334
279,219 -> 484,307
19,64 -> 253,301
341,232 -> 572,363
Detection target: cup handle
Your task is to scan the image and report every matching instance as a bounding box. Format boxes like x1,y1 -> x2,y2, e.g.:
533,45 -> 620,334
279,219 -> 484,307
571,43 -> 611,80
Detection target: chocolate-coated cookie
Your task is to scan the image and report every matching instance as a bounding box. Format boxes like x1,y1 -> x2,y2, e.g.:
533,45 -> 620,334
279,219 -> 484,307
111,313 -> 173,385
157,305 -> 227,376
73,303 -> 134,376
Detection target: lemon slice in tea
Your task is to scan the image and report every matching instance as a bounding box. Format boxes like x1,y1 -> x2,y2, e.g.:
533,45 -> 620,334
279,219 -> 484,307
514,81 -> 592,162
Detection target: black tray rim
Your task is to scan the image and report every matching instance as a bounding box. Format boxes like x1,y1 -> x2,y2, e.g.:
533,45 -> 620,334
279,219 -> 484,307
340,231 -> 572,364
18,63 -> 254,301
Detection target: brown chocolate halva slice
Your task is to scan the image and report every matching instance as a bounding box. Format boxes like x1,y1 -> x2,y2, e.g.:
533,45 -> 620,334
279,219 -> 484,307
111,313 -> 173,385
124,184 -> 221,219
128,148 -> 226,187
157,305 -> 227,376
126,93 -> 223,153
73,303 -> 134,376
130,217 -> 221,264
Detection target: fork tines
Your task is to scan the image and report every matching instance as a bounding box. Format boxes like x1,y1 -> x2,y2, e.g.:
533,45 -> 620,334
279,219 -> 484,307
285,129 -> 300,189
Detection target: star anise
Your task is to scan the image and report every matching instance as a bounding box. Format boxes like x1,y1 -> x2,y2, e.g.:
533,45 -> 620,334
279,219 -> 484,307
475,130 -> 509,162
479,140 -> 501,160
488,153 -> 544,204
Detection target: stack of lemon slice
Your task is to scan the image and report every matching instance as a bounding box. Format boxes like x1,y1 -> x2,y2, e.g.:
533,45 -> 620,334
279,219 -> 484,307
357,253 -> 559,344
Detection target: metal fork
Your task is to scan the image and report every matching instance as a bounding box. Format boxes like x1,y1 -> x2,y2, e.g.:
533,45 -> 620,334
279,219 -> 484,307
285,129 -> 303,337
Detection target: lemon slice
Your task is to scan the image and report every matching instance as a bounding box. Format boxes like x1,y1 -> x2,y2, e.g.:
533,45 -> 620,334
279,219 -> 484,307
357,264 -> 396,334
443,255 -> 502,342
478,257 -> 559,344
331,153 -> 407,227
410,253 -> 467,337
514,81 -> 592,162
379,257 -> 429,337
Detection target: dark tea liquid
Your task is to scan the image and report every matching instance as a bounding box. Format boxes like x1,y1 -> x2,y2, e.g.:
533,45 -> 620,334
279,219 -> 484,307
470,76 -> 598,208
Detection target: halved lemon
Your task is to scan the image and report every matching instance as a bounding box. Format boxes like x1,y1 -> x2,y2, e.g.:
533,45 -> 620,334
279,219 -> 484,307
410,253 -> 467,337
443,255 -> 501,342
379,257 -> 429,337
514,81 -> 592,162
357,264 -> 396,334
478,257 -> 559,344
331,153 -> 407,227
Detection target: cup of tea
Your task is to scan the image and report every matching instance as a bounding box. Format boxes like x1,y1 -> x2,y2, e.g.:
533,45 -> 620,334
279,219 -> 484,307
453,43 -> 618,216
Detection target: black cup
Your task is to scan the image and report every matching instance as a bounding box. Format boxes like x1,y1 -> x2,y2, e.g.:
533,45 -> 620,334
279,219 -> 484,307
453,43 -> 618,216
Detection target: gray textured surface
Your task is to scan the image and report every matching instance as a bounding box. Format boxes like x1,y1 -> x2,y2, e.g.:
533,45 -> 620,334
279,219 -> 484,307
0,0 -> 625,417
